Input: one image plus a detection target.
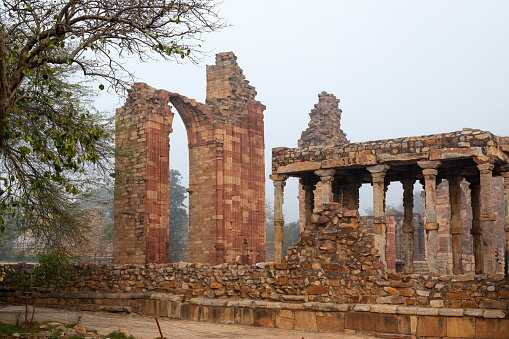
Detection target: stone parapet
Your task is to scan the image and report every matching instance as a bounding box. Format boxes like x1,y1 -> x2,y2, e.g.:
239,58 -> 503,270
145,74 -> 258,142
273,128 -> 508,174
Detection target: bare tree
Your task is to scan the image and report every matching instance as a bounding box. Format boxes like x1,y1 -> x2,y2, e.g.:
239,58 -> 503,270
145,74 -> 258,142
0,0 -> 224,235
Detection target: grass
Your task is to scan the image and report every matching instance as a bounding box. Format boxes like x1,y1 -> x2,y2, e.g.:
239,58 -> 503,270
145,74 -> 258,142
105,331 -> 136,339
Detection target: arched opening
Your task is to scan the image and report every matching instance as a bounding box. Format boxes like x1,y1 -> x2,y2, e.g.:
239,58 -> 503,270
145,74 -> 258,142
168,108 -> 190,262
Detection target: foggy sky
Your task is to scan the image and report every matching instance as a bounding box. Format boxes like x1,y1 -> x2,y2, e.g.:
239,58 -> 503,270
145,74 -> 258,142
96,1 -> 509,221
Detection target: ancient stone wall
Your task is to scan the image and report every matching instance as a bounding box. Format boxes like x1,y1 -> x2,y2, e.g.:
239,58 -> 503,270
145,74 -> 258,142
114,52 -> 266,265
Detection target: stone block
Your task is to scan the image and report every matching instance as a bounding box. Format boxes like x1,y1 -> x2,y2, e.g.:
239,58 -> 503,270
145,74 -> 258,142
475,318 -> 509,339
316,314 -> 345,333
375,313 -> 399,333
345,311 -> 376,332
253,308 -> 276,328
447,317 -> 475,338
416,316 -> 446,337
276,310 -> 294,329
294,311 -> 317,331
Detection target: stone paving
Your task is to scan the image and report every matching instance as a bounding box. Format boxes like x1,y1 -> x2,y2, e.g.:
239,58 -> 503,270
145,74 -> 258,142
0,304 -> 375,339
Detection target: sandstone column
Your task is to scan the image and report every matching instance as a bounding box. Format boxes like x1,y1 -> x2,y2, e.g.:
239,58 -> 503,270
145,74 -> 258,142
467,176 -> 484,274
315,169 -> 336,205
448,175 -> 463,275
418,160 -> 441,273
476,160 -> 496,273
402,179 -> 415,274
301,182 -> 316,231
270,174 -> 289,263
368,164 -> 390,268
502,165 -> 509,269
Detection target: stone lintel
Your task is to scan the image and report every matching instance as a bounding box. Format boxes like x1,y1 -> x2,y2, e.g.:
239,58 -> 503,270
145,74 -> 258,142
377,152 -> 428,163
276,161 -> 321,174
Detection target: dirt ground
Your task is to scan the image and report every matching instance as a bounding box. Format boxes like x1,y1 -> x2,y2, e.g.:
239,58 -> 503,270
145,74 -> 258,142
0,303 -> 376,339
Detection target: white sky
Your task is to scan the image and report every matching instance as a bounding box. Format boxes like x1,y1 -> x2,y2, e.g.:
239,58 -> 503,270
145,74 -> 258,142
96,1 -> 509,222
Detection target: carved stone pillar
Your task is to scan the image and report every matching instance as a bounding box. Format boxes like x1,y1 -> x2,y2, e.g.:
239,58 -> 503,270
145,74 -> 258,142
448,175 -> 463,275
476,161 -> 496,273
502,165 -> 509,270
315,169 -> 336,205
301,182 -> 316,231
467,177 -> 484,275
367,164 -> 390,267
402,179 -> 415,274
270,174 -> 289,263
418,160 -> 441,273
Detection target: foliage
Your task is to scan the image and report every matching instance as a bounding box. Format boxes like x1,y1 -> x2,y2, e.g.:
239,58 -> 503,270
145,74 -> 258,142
6,248 -> 75,293
32,248 -> 75,288
283,221 -> 300,254
0,264 -> 12,282
102,221 -> 114,242
0,0 -> 224,234
0,322 -> 25,335
169,169 -> 188,261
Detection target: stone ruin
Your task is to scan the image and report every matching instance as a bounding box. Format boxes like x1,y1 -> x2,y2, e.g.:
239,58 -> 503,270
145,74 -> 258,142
114,52 -> 266,265
2,52 -> 509,339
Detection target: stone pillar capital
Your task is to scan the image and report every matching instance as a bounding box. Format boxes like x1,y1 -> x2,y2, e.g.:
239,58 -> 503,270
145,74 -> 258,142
367,164 -> 390,175
477,163 -> 494,173
301,184 -> 315,191
314,169 -> 336,179
270,173 -> 289,184
417,160 -> 441,170
473,155 -> 497,166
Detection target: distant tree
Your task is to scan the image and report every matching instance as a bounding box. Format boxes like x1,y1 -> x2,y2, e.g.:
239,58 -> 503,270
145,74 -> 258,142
265,201 -> 274,243
169,169 -> 188,261
283,220 -> 300,254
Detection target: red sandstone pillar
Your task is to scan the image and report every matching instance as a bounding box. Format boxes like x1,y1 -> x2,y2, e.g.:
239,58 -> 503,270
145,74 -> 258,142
502,165 -> 509,272
448,175 -> 463,275
270,174 -> 288,263
402,179 -> 415,274
300,181 -> 316,232
418,160 -> 441,273
368,164 -> 390,268
467,176 -> 484,275
475,158 -> 497,274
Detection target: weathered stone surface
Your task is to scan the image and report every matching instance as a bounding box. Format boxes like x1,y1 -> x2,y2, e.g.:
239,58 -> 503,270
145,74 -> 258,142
114,52 -> 266,265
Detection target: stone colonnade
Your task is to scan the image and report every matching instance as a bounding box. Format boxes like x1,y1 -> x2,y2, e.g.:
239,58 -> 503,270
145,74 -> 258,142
271,159 -> 509,275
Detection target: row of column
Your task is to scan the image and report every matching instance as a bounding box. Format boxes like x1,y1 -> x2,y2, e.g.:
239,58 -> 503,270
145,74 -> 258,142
271,162 -> 509,275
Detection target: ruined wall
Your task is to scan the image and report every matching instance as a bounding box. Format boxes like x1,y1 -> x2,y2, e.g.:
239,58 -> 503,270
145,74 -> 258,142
114,52 -> 266,265
114,84 -> 173,264
298,92 -> 349,230
298,92 -> 348,148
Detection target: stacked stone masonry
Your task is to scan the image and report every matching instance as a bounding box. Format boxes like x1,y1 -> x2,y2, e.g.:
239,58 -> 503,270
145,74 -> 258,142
114,52 -> 266,265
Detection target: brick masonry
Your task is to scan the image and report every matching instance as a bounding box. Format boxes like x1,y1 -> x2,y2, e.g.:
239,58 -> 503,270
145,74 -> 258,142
114,52 -> 266,265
